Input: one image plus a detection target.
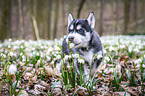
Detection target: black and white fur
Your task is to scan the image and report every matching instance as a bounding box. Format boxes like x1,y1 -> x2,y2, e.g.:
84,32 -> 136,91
62,12 -> 103,76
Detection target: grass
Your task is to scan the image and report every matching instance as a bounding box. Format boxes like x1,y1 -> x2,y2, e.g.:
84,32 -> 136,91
0,35 -> 145,95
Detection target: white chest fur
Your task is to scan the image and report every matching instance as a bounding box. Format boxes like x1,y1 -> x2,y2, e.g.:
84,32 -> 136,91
81,49 -> 94,66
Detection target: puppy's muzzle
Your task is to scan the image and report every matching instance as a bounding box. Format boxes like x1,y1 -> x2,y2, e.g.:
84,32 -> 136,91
68,36 -> 74,42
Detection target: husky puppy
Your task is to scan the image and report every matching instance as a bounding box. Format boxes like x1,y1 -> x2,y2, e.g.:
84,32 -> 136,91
62,12 -> 103,76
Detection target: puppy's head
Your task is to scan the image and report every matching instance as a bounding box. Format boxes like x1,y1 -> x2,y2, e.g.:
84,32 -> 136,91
66,12 -> 95,48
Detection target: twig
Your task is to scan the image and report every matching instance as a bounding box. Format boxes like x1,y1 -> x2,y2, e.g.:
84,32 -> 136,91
128,18 -> 145,28
32,16 -> 40,40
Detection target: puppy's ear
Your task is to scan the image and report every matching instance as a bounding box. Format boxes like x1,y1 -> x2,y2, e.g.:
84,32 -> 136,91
68,13 -> 74,27
87,12 -> 95,29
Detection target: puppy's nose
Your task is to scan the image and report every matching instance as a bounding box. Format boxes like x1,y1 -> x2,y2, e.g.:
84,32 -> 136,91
68,36 -> 74,42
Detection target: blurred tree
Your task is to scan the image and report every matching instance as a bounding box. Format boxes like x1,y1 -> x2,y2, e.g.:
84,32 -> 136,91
133,0 -> 137,33
42,0 -> 46,39
61,0 -> 66,36
36,0 -> 41,38
77,0 -> 86,18
99,0 -> 104,36
0,0 -> 11,42
123,0 -> 131,35
47,0 -> 52,40
69,0 -> 74,13
115,0 -> 119,33
18,0 -> 24,39
53,0 -> 60,39
30,0 -> 36,40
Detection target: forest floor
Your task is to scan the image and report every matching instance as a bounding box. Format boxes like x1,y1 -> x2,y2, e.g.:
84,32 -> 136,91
0,35 -> 145,96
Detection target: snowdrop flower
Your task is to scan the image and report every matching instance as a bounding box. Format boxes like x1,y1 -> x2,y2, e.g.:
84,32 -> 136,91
56,55 -> 61,59
78,58 -> 84,64
119,45 -> 125,49
97,54 -> 103,59
104,56 -> 110,62
54,45 -> 60,51
20,52 -> 23,56
8,45 -> 11,48
103,49 -> 107,54
22,55 -> 26,61
72,53 -> 79,58
1,53 -> 6,58
128,47 -> 133,53
32,47 -> 35,51
37,60 -> 41,63
8,38 -> 12,42
133,47 -> 139,53
69,43 -> 75,48
36,52 -> 39,56
8,64 -> 17,74
46,56 -> 51,61
109,46 -> 115,51
134,58 -> 142,64
20,45 -> 24,49
64,55 -> 71,60
9,51 -> 14,56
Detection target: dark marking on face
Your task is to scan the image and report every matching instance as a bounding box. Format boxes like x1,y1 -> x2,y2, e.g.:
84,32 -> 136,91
68,19 -> 93,36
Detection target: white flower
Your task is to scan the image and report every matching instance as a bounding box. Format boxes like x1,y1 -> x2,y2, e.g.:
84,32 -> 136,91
37,60 -> 41,63
20,52 -> 23,56
119,45 -> 125,49
56,55 -> 61,59
134,58 -> 142,64
54,45 -> 60,50
22,55 -> 26,61
78,58 -> 84,64
103,49 -> 107,54
9,51 -> 14,56
32,47 -> 35,51
104,56 -> 110,62
8,45 -> 11,48
8,38 -> 12,42
109,46 -> 115,51
72,53 -> 79,58
8,64 -> 17,74
46,56 -> 51,61
64,55 -> 71,60
97,54 -> 103,59
20,45 -> 24,49
36,52 -> 39,56
69,43 -> 75,48
133,47 -> 139,53
128,47 -> 133,53
1,53 -> 6,58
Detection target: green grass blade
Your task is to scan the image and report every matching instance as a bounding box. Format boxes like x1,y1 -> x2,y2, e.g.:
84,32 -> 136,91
124,89 -> 128,96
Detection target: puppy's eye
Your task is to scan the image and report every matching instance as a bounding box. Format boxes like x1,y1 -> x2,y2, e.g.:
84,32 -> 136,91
78,29 -> 83,33
69,29 -> 73,33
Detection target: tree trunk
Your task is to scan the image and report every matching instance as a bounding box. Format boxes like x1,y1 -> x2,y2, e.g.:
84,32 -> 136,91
42,0 -> 46,39
115,0 -> 119,33
36,0 -> 41,38
99,0 -> 104,36
0,0 -> 10,42
30,0 -> 36,40
133,0 -> 137,33
69,0 -> 74,13
61,0 -> 66,36
47,0 -> 52,40
8,0 -> 12,39
123,0 -> 131,35
53,0 -> 60,39
77,0 -> 86,18
18,0 -> 24,39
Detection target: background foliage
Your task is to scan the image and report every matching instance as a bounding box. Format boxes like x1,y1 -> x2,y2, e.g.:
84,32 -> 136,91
0,0 -> 145,42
